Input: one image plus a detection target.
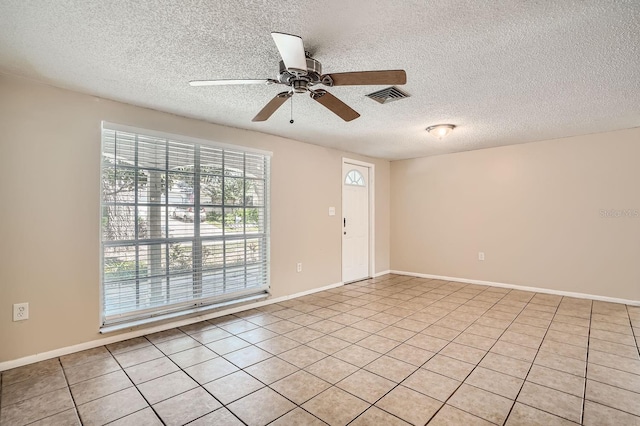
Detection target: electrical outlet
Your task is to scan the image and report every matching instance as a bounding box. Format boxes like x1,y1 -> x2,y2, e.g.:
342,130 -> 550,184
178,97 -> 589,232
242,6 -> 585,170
478,252 -> 485,261
13,303 -> 29,321
296,262 -> 302,273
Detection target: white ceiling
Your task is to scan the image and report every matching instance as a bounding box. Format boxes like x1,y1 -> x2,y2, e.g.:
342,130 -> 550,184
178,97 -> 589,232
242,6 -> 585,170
1,1 -> 639,160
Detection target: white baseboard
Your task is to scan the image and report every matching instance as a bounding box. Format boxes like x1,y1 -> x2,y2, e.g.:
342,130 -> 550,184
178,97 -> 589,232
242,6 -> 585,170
0,281 -> 343,372
374,270 -> 391,277
391,270 -> 640,307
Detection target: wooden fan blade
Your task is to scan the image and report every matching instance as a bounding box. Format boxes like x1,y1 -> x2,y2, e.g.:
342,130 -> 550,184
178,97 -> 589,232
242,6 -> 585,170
271,32 -> 307,73
322,70 -> 407,86
189,79 -> 276,86
310,90 -> 360,122
252,91 -> 292,122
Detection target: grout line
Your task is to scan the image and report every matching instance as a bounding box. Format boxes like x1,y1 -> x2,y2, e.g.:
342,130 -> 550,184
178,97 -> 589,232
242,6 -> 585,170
626,305 -> 640,359
580,299 -> 594,424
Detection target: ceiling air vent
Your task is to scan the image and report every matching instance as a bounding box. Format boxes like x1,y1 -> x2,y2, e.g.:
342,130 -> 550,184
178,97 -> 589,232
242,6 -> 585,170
365,86 -> 410,104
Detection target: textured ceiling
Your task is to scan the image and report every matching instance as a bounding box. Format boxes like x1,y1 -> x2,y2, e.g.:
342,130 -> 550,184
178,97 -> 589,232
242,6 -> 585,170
1,0 -> 639,160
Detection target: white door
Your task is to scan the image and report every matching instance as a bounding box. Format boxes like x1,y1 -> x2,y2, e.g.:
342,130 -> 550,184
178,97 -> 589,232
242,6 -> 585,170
342,162 -> 370,283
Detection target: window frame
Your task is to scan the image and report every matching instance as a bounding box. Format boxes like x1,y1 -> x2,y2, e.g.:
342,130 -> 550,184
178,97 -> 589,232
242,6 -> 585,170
99,122 -> 272,332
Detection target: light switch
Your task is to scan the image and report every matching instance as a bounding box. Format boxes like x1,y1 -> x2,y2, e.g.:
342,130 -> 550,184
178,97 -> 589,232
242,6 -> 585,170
329,207 -> 336,216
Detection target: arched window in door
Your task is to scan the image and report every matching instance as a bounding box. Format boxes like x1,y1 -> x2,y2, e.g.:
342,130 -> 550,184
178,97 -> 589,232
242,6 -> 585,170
345,169 -> 365,186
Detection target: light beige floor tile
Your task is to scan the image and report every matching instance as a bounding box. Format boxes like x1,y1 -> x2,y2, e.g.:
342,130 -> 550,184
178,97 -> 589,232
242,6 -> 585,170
203,370 -> 264,404
387,344 -> 435,367
228,387 -> 295,426
423,354 -> 476,381
269,407 -> 327,426
0,388 -> 74,426
376,325 -> 416,342
154,335 -> 201,355
124,357 -> 180,384
270,370 -> 331,404
113,346 -> 165,368
587,363 -> 640,393
337,369 -> 395,403
479,352 -> 531,379
283,327 -> 325,344
220,319 -> 261,334
63,355 -> 121,385
490,341 -> 537,362
453,332 -> 496,351
330,326 -> 371,343
224,345 -> 273,368
189,407 -> 244,426
303,387 -> 369,426
357,334 -> 400,354
189,327 -> 233,344
540,340 -> 587,361
1,359 -> 62,387
244,357 -> 298,384
29,408 -> 82,426
534,351 -> 586,377
585,379 -> 640,416
405,334 -> 449,353
264,320 -> 303,334
236,327 -> 279,344
507,403 -> 582,426
308,319 -> 345,334
77,387 -> 147,426
589,337 -> 640,359
500,331 -> 543,349
440,342 -> 487,364
351,319 -> 388,333
1,369 -> 68,406
109,407 -> 162,425
206,335 -> 251,355
255,335 -> 301,355
588,349 -> 640,375
305,356 -> 359,384
153,387 -> 221,426
517,382 -> 582,423
350,406 -> 410,426
306,335 -> 351,354
333,345 -> 380,368
448,383 -> 513,424
403,368 -> 460,402
137,370 -> 198,404
106,337 -> 151,354
168,345 -> 217,368
375,385 -> 442,425
145,328 -> 187,344
184,356 -> 239,384
583,400 -> 640,426
544,330 -> 588,348
420,325 -> 461,341
60,347 -> 111,369
278,345 -> 327,368
428,404 -> 494,426
364,355 -> 417,382
527,364 -> 585,397
70,369 -> 133,405
464,366 -> 523,399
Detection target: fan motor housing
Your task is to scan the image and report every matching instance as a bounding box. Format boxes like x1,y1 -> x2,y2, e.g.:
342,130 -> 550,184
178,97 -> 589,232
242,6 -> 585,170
278,58 -> 322,86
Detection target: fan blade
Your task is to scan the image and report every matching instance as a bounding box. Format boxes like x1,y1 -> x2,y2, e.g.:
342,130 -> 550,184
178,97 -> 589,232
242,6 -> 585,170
189,79 -> 276,86
310,90 -> 360,122
271,32 -> 307,73
321,70 -> 407,86
252,91 -> 292,122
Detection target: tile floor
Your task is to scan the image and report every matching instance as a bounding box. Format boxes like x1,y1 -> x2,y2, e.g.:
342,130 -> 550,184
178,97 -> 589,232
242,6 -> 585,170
1,274 -> 640,425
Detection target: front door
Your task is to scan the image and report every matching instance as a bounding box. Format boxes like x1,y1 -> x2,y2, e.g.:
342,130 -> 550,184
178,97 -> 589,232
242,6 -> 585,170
342,162 -> 370,283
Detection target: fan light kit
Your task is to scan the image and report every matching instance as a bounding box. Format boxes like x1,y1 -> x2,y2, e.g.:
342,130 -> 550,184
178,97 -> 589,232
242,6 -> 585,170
426,124 -> 456,139
189,32 -> 407,123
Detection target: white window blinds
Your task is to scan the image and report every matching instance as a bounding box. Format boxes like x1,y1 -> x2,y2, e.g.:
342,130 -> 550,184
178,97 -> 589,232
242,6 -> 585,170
100,123 -> 270,328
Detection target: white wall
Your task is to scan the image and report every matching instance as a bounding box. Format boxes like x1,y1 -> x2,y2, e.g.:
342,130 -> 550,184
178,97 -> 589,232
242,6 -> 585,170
391,128 -> 640,302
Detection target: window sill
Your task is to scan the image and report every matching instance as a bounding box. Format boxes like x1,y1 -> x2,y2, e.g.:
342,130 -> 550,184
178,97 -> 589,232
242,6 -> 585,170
99,292 -> 269,334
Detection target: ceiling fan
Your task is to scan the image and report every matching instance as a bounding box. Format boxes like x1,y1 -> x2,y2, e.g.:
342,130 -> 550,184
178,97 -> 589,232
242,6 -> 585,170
189,32 -> 407,123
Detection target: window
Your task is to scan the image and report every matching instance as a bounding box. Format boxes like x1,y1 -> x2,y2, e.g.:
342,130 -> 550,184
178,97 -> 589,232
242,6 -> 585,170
345,169 -> 365,186
100,123 -> 270,329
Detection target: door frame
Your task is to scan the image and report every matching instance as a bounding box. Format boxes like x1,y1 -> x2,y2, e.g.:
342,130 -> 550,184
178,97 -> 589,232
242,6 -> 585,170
342,157 -> 375,283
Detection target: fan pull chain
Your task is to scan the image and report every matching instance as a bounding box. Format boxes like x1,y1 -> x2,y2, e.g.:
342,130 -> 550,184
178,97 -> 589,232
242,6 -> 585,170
290,94 -> 294,124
